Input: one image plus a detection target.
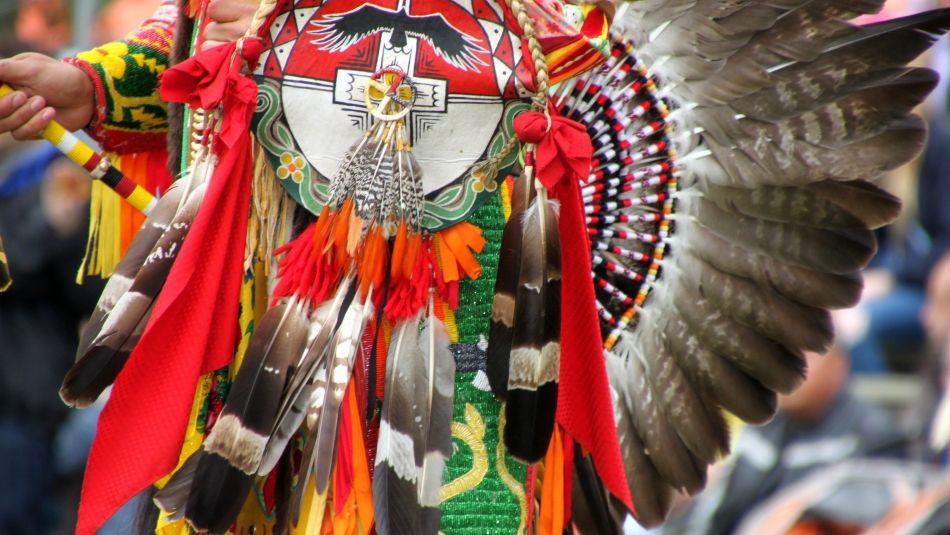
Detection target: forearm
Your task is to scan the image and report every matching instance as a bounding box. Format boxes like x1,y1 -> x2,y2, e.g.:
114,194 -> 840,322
69,0 -> 179,153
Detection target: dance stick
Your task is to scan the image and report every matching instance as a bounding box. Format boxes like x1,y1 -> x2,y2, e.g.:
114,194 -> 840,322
0,84 -> 157,214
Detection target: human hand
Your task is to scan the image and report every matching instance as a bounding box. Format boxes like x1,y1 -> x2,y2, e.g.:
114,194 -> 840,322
202,0 -> 262,52
0,53 -> 94,139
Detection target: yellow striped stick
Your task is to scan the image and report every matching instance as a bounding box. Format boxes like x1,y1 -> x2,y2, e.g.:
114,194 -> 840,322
0,84 -> 157,214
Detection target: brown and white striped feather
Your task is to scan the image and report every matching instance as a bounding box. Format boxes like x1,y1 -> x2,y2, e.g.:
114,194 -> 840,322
61,179 -> 208,408
504,193 -> 561,463
487,168 -> 533,399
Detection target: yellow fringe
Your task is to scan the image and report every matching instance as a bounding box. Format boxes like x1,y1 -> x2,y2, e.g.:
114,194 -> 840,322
77,152 -> 149,283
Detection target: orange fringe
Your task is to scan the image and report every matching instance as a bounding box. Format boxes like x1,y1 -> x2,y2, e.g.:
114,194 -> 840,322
539,426 -> 566,535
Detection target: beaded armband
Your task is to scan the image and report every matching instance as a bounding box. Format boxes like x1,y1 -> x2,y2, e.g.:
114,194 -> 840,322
68,0 -> 178,153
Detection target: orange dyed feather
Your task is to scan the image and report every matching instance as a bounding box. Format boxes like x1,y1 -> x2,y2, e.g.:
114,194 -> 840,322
390,220 -> 408,280
402,233 -> 422,280
434,234 -> 460,283
539,426 -> 566,535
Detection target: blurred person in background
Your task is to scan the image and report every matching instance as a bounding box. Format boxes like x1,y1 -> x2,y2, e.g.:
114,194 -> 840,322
665,348 -> 906,535
923,254 -> 950,362
15,0 -> 72,55
835,115 -> 950,374
0,134 -> 103,533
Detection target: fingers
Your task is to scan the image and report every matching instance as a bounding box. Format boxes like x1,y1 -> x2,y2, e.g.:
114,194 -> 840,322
12,106 -> 55,140
0,92 -> 54,140
201,21 -> 248,51
202,0 -> 260,50
0,90 -> 28,118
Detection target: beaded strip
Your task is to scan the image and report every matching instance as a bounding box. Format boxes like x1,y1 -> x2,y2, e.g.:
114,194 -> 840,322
551,35 -> 679,350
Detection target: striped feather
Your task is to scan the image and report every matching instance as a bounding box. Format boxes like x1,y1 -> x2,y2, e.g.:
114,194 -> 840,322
504,191 -> 561,463
487,169 -> 533,399
60,179 -> 208,408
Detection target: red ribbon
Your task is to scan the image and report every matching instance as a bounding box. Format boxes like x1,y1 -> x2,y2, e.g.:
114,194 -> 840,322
513,111 -> 595,191
76,41 -> 262,535
514,109 -> 633,510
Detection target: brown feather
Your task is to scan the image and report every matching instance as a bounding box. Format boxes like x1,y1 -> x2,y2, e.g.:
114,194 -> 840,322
61,180 -> 207,407
487,169 -> 533,398
504,191 -> 561,463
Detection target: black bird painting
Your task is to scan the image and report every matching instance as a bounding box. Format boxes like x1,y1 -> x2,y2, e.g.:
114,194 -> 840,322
309,4 -> 488,72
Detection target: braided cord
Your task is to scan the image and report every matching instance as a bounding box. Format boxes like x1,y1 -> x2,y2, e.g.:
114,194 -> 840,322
474,0 -> 553,180
507,0 -> 550,110
246,0 -> 279,40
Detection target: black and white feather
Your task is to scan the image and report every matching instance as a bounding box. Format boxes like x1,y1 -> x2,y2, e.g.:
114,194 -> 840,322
62,163 -> 211,408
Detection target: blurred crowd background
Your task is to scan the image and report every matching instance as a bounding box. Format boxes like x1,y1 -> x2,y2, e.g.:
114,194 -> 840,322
0,3 -> 163,534
2,0 -> 950,534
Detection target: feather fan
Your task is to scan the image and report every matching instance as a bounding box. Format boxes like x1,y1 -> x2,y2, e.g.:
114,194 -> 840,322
550,2 -> 950,528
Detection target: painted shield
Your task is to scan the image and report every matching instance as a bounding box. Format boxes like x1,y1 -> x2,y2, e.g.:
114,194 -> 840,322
253,0 -> 534,229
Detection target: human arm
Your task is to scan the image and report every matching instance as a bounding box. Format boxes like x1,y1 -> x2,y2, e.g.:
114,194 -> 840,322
0,0 -> 178,152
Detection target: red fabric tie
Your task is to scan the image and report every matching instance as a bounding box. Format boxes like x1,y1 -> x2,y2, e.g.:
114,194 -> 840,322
76,41 -> 262,535
514,110 -> 634,510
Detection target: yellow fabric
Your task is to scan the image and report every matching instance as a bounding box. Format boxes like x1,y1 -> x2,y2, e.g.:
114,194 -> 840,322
155,265 -> 263,534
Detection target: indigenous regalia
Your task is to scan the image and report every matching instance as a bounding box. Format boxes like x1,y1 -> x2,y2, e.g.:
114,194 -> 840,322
57,0 -> 950,534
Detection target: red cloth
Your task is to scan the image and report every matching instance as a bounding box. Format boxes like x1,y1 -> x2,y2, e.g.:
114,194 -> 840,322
76,41 -> 262,535
514,110 -> 633,510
